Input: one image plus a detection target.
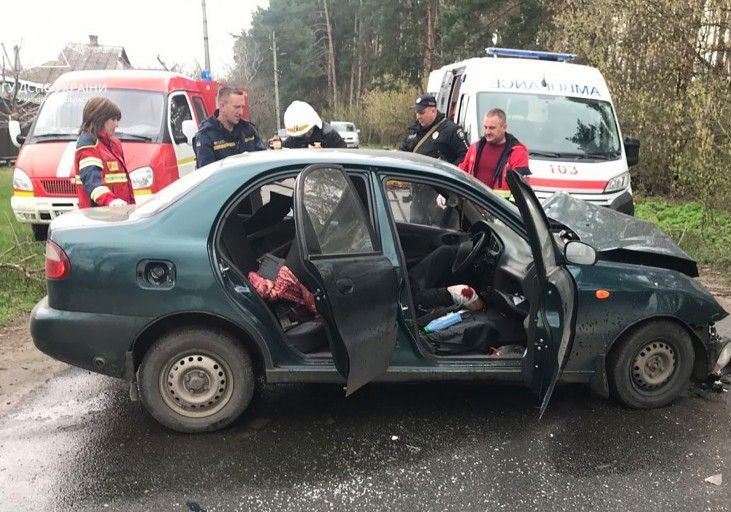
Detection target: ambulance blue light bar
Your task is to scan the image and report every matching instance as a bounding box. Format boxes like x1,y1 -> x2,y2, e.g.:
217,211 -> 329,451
485,47 -> 576,62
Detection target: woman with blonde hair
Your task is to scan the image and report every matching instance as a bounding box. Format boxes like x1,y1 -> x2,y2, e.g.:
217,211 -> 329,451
74,96 -> 135,208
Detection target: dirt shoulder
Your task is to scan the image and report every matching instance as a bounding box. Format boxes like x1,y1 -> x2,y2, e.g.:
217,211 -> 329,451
0,314 -> 67,416
698,266 -> 731,299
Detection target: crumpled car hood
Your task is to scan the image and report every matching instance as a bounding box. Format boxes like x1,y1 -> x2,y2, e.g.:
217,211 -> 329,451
542,192 -> 698,277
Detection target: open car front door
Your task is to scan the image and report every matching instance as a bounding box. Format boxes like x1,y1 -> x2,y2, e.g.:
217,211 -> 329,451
294,165 -> 399,395
506,172 -> 577,417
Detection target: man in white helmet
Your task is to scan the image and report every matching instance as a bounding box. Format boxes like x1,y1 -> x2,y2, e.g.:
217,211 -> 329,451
281,101 -> 347,149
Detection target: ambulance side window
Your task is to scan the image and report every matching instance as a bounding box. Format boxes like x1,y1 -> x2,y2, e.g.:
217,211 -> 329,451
169,94 -> 193,144
191,96 -> 207,125
448,72 -> 465,121
457,94 -> 469,138
437,72 -> 453,113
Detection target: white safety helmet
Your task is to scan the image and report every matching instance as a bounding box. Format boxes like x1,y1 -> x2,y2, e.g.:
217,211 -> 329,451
284,101 -> 322,137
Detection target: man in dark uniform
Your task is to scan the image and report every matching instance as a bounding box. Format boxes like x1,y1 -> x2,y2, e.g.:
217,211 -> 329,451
193,86 -> 266,168
400,94 -> 468,165
400,94 -> 469,224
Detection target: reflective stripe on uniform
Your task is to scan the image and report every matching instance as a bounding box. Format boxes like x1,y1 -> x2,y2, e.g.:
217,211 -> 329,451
79,157 -> 103,169
213,142 -> 236,151
287,123 -> 310,134
103,173 -> 129,184
90,185 -> 112,203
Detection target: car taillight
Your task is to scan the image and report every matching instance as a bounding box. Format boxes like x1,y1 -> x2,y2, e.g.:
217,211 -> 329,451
45,240 -> 70,280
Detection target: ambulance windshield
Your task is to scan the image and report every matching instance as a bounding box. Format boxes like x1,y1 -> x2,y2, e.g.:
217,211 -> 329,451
476,93 -> 621,160
31,89 -> 165,142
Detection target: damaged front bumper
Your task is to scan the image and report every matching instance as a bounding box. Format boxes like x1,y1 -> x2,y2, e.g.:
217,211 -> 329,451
709,325 -> 731,377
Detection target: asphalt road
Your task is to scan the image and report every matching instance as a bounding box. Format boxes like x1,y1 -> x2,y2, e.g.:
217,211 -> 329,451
0,362 -> 729,511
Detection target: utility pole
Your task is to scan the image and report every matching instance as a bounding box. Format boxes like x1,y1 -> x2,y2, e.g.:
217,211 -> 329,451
272,31 -> 281,130
201,0 -> 211,74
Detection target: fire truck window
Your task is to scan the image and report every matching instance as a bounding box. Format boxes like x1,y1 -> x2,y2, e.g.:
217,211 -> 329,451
192,96 -> 207,125
170,95 -> 193,143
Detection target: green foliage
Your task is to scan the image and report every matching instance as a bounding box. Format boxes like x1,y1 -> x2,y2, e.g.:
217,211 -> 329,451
322,81 -> 420,147
636,197 -> 731,266
0,168 -> 45,324
439,0 -> 544,64
541,0 -> 731,210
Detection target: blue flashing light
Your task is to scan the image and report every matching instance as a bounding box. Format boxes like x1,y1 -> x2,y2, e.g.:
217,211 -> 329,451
485,47 -> 576,62
200,69 -> 212,81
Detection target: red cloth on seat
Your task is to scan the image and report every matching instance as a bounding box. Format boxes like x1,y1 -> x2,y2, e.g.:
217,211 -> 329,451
248,265 -> 317,315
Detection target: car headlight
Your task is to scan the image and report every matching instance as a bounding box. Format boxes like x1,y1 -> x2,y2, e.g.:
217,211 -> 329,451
605,172 -> 631,193
12,168 -> 33,191
129,166 -> 154,189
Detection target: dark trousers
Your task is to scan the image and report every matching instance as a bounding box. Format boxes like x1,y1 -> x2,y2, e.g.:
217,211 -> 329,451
409,245 -> 459,309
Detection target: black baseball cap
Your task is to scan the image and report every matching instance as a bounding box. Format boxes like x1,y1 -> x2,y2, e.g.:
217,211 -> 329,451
414,94 -> 437,112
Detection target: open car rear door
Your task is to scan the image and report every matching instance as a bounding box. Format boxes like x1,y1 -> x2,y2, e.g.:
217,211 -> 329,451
507,172 -> 577,417
294,165 -> 399,395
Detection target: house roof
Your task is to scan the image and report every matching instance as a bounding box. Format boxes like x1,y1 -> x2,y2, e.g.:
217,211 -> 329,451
20,36 -> 132,86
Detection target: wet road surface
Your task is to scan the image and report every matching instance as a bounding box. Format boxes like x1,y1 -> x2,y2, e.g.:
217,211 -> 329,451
0,367 -> 728,511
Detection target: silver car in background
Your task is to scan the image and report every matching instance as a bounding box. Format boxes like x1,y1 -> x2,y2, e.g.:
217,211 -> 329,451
330,121 -> 360,148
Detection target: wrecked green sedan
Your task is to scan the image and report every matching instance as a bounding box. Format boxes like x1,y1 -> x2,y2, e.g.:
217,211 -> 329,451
31,150 -> 730,433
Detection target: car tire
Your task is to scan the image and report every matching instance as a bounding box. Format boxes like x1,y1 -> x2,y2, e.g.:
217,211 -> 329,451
32,224 -> 48,242
138,327 -> 255,433
607,321 -> 694,409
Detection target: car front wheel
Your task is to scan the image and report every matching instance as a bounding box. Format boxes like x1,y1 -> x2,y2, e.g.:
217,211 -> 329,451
138,327 -> 254,433
607,321 -> 694,409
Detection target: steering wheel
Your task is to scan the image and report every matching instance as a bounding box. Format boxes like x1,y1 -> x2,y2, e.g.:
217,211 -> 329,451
451,230 -> 488,274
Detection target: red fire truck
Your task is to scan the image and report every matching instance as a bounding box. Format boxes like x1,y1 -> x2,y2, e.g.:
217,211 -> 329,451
9,70 -> 249,240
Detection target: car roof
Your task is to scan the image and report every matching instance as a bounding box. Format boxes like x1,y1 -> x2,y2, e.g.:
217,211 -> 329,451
216,148 -> 469,183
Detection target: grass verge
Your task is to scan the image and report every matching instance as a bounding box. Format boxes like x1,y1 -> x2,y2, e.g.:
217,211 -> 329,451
635,198 -> 731,268
0,167 -> 45,324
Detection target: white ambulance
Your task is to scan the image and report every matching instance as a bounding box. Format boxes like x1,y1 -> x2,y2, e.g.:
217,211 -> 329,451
427,48 -> 639,214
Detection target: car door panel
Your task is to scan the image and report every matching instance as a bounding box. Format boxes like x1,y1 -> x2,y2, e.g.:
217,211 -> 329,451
507,172 -> 577,417
308,255 -> 398,393
294,165 -> 400,395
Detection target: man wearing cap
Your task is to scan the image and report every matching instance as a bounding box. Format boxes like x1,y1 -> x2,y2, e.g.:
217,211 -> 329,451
400,94 -> 468,224
282,101 -> 347,149
399,94 -> 469,165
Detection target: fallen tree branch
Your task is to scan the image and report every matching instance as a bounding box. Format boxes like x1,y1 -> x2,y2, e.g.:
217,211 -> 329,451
0,262 -> 43,282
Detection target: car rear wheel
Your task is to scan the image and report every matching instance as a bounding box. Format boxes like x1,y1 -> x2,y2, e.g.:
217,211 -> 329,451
139,327 -> 254,433
607,321 -> 694,409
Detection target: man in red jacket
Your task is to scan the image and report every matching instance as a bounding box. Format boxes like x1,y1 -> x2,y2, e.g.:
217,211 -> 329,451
458,109 -> 530,193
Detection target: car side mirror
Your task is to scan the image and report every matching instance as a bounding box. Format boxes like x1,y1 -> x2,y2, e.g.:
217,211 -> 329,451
8,120 -> 24,148
564,241 -> 597,266
624,137 -> 640,167
181,119 -> 197,145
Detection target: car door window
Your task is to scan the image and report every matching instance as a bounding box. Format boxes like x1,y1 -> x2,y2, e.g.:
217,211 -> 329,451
384,179 -> 460,230
301,167 -> 375,255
